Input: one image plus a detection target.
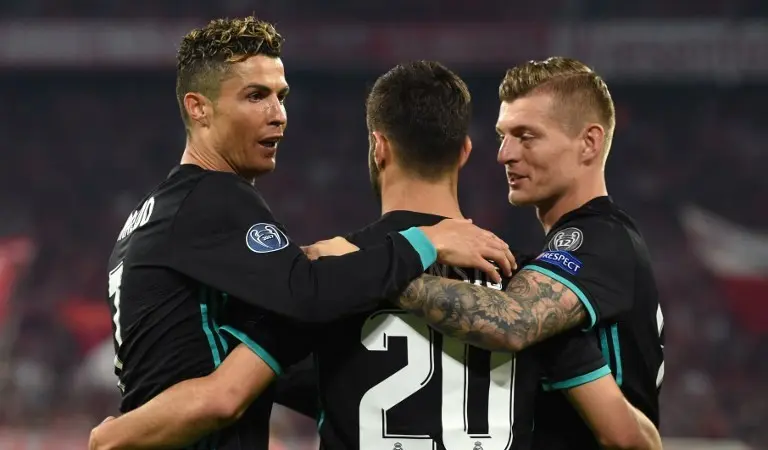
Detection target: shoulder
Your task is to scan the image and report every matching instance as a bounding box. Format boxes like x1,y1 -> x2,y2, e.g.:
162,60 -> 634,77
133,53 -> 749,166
179,172 -> 270,218
546,214 -> 635,258
171,172 -> 276,241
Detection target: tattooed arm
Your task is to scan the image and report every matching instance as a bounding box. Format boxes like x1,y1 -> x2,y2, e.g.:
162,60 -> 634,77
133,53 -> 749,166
394,268 -> 587,352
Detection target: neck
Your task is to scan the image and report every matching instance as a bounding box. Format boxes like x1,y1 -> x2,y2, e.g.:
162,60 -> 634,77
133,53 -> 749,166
180,135 -> 254,183
380,171 -> 463,219
536,170 -> 608,233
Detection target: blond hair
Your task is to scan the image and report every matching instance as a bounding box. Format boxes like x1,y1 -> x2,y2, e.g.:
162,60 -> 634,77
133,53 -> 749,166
499,57 -> 615,155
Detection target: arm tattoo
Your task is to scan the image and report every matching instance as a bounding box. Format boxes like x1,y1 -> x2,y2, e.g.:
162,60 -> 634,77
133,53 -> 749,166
395,269 -> 587,352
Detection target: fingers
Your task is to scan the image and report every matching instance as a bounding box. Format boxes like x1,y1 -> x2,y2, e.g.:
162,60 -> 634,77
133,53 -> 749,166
504,246 -> 517,273
305,237 -> 360,259
480,247 -> 510,281
302,245 -> 322,261
475,258 -> 502,284
480,230 -> 515,276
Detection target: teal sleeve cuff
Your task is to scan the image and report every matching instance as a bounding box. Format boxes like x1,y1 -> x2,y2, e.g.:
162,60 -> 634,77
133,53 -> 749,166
521,265 -> 598,330
541,365 -> 612,391
399,227 -> 437,271
218,325 -> 283,375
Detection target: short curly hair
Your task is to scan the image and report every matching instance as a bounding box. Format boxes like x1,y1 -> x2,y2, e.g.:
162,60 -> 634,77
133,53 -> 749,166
175,16 -> 284,128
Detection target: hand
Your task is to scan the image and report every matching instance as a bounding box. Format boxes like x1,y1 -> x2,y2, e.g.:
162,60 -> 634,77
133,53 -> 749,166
301,237 -> 360,260
419,219 -> 516,283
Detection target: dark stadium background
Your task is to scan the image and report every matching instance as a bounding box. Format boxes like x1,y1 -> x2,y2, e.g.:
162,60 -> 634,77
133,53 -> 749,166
0,1 -> 766,449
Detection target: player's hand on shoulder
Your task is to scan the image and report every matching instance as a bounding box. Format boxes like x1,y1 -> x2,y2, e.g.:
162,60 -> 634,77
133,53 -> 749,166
419,219 -> 516,282
302,237 -> 360,260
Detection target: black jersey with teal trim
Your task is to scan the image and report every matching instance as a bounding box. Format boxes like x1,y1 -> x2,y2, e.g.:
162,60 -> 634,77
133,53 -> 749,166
309,211 -> 610,450
526,196 -> 665,450
105,165 -> 430,450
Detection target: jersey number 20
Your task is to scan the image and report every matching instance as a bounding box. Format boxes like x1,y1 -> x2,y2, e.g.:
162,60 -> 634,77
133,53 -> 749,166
359,310 -> 516,450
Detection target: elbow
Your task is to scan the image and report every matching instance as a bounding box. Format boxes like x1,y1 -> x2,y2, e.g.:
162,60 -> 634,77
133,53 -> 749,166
502,339 -> 524,353
204,385 -> 250,427
470,334 -> 521,353
595,427 -> 646,450
490,333 -> 523,353
89,426 -> 114,450
209,394 -> 248,426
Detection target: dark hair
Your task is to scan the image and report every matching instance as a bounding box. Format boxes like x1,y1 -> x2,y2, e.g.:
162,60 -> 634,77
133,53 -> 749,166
366,61 -> 472,180
175,16 -> 283,128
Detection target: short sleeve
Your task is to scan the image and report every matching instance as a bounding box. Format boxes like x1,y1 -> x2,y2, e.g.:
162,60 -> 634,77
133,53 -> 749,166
522,218 -> 636,329
217,294 -> 313,376
536,329 -> 611,391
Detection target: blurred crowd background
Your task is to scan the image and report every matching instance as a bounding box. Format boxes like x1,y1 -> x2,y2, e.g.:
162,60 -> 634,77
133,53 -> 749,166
0,1 -> 767,449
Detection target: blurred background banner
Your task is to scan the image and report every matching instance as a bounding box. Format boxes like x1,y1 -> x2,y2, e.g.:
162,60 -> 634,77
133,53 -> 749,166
2,21 -> 768,78
0,1 -> 766,449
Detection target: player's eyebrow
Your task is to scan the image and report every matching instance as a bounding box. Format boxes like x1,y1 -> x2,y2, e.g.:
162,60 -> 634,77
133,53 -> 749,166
504,124 -> 538,136
242,83 -> 290,97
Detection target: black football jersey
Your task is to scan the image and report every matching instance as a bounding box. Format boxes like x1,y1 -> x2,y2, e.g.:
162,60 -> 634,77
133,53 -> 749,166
106,165 -> 430,450
527,196 -> 665,450
311,211 -> 611,450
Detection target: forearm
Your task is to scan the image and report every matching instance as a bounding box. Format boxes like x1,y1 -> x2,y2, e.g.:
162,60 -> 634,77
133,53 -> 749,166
90,379 -> 230,450
394,269 -> 586,352
295,231 -> 431,322
629,402 -> 662,450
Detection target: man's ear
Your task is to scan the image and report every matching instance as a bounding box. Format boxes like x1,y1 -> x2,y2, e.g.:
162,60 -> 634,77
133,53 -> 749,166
183,92 -> 213,128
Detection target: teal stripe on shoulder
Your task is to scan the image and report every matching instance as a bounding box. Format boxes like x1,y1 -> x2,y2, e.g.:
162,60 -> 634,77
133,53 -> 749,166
219,325 -> 283,375
541,365 -> 612,391
522,265 -> 597,330
399,227 -> 437,270
611,324 -> 623,386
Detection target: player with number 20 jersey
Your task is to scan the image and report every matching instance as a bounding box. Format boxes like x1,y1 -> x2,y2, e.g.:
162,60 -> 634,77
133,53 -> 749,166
313,211 -> 611,450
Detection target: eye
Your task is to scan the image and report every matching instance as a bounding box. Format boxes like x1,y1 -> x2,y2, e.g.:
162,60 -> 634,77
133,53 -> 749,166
248,92 -> 265,102
496,134 -> 505,144
519,133 -> 534,143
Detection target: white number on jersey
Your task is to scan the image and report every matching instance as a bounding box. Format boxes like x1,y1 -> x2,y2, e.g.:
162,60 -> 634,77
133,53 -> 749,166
108,261 -> 125,379
655,304 -> 665,388
359,267 -> 515,450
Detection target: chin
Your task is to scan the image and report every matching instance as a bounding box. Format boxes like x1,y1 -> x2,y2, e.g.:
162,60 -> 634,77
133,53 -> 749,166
508,190 -> 536,206
241,163 -> 276,180
255,157 -> 277,174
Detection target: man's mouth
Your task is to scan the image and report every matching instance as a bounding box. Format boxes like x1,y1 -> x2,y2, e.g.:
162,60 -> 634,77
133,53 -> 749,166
259,136 -> 282,149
